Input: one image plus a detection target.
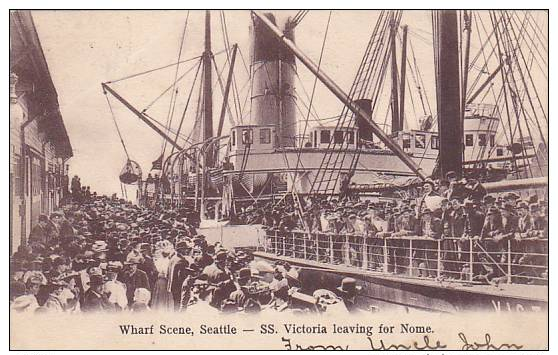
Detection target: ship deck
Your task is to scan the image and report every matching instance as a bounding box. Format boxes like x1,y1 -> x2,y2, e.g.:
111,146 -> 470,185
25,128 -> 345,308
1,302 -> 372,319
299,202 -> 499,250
253,251 -> 548,304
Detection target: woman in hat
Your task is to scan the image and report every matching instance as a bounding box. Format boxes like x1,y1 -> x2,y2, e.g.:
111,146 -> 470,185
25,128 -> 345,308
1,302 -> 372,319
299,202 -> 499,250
10,275 -> 42,313
151,240 -> 175,311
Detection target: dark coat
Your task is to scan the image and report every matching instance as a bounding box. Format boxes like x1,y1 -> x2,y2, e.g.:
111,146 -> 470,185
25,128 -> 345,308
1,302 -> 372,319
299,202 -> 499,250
120,269 -> 150,305
82,289 -> 113,312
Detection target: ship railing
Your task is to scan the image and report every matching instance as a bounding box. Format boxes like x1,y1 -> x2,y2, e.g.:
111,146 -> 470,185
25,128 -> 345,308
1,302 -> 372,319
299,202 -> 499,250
260,229 -> 548,285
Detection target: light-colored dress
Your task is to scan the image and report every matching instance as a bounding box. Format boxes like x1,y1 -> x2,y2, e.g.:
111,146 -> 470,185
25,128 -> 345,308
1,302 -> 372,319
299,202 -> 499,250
151,256 -> 174,311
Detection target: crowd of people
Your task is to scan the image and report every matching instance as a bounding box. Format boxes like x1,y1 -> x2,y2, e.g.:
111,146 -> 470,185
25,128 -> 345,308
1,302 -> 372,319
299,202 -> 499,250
10,181 -> 360,315
9,172 -> 548,315
238,173 -> 548,285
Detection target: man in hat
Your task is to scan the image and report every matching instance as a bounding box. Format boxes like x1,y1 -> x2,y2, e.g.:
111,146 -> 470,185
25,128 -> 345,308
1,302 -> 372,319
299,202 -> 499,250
167,240 -> 191,310
82,274 -> 113,312
228,268 -> 253,309
120,254 -> 150,306
336,277 -> 360,312
202,250 -> 235,309
417,208 -> 441,278
463,198 -> 485,238
137,243 -> 158,289
28,214 -> 52,247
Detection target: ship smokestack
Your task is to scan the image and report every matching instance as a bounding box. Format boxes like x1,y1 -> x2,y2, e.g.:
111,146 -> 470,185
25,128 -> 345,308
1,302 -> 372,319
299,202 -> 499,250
250,12 -> 297,147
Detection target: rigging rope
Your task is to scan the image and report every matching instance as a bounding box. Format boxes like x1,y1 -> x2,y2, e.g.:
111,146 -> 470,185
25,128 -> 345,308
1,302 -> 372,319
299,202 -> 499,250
161,11 -> 191,159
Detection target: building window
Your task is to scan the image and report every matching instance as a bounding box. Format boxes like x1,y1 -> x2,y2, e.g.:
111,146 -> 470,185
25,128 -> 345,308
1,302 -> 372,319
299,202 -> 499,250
431,135 -> 439,150
497,148 -> 504,156
490,134 -> 495,147
478,133 -> 487,147
242,129 -> 253,144
313,131 -> 317,147
13,154 -> 23,196
415,134 -> 426,149
334,131 -> 344,144
320,130 -> 330,144
465,134 -> 474,146
232,131 -> 236,146
260,128 -> 271,144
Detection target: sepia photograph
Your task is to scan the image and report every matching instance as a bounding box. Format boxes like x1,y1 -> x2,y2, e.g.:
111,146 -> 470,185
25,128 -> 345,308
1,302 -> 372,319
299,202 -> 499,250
8,8 -> 549,350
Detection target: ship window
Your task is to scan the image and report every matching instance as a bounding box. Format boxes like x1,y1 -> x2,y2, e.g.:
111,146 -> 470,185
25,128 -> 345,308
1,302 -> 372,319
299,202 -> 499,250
431,135 -> 439,150
402,138 -> 411,149
346,131 -> 355,145
465,134 -> 474,146
232,131 -> 236,146
242,129 -> 253,144
478,133 -> 487,147
334,131 -> 344,144
260,128 -> 271,144
320,130 -> 330,144
490,134 -> 495,147
497,148 -> 504,156
415,134 -> 426,149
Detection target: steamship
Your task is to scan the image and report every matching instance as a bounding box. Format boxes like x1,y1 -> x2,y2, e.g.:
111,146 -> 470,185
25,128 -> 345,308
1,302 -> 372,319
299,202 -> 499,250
102,10 -> 548,313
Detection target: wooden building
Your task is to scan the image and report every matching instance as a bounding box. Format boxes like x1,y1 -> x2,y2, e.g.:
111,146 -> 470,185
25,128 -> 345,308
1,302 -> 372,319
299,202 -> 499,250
10,10 -> 73,254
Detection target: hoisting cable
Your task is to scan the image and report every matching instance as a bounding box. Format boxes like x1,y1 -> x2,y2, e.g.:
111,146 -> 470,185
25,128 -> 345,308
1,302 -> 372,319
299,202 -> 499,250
104,93 -> 130,160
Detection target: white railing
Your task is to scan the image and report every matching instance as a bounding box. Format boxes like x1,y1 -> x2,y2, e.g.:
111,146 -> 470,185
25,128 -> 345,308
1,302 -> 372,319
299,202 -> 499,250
261,229 -> 548,285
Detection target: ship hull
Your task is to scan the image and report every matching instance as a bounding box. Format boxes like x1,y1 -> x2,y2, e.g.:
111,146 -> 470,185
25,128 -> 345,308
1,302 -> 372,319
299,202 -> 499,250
254,251 -> 548,313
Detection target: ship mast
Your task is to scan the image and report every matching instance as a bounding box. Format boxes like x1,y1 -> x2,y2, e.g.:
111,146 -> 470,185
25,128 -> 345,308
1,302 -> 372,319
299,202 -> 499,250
389,19 -> 400,133
434,10 -> 463,178
202,10 -> 214,165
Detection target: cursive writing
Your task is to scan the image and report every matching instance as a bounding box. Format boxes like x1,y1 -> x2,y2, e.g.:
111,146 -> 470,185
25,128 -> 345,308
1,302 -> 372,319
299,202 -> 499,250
367,335 -> 447,350
458,332 -> 523,350
281,337 -> 349,350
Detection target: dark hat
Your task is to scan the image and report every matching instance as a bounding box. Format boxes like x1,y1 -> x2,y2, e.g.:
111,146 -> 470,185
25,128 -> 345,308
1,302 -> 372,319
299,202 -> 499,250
106,261 -> 123,272
529,203 -> 540,212
125,254 -> 143,265
483,194 -> 496,203
238,268 -> 252,281
517,201 -> 528,209
336,277 -> 361,295
423,178 -> 435,187
215,250 -> 228,261
505,192 -> 520,201
445,171 -> 457,179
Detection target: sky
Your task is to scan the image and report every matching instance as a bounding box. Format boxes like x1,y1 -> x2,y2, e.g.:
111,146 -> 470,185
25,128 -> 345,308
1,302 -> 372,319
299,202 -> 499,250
31,10 -> 547,196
